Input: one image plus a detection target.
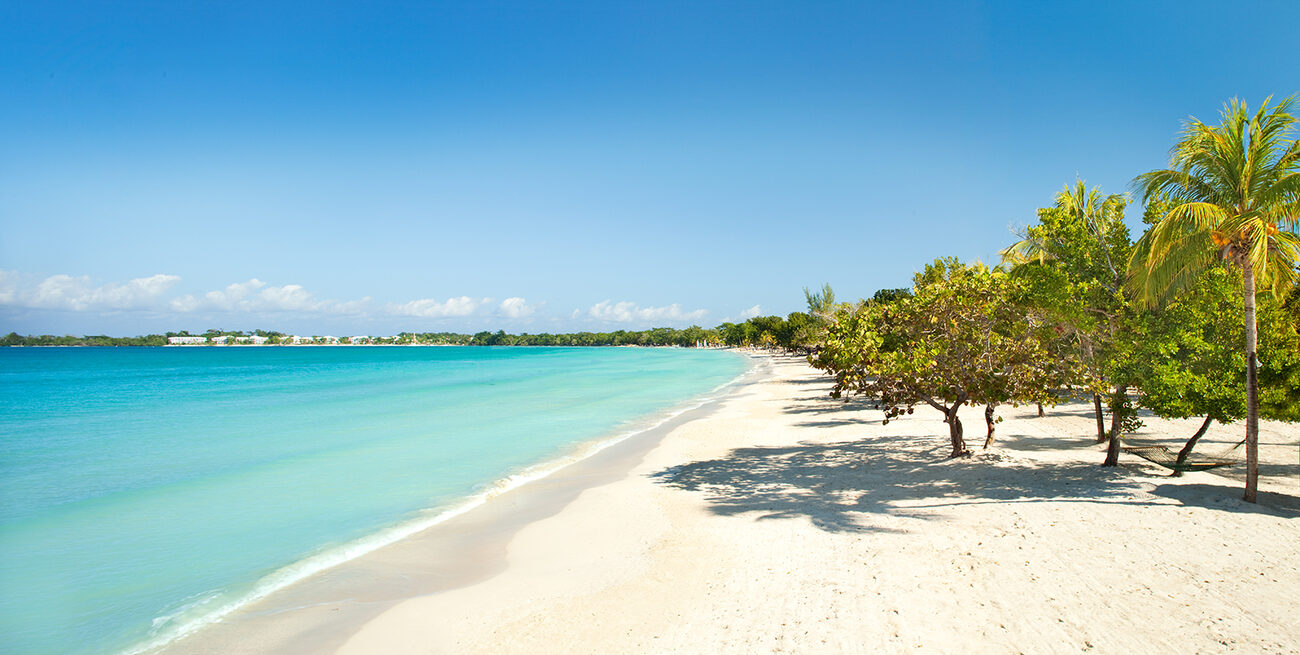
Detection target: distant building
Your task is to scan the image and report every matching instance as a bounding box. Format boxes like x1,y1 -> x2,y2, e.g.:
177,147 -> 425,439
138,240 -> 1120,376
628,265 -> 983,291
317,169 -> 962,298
320,336 -> 339,344
349,336 -> 370,344
235,335 -> 268,345
210,336 -> 230,344
290,335 -> 313,344
167,336 -> 207,345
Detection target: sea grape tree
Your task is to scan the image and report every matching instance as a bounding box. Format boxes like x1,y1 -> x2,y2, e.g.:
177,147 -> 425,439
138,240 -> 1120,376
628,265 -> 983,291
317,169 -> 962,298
813,258 -> 1079,457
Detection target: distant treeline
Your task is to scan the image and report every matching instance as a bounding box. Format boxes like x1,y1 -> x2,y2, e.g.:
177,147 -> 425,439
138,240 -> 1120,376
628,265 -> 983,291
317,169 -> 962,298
2,333 -> 169,347
1,314 -> 855,349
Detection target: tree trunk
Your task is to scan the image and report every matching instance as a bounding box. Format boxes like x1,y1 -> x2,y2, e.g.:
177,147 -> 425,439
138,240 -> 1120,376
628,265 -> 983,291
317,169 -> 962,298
1093,393 -> 1106,443
983,404 -> 996,449
945,404 -> 969,458
1102,385 -> 1128,467
1243,262 -> 1259,503
1172,415 -> 1215,478
1037,402 -> 1045,417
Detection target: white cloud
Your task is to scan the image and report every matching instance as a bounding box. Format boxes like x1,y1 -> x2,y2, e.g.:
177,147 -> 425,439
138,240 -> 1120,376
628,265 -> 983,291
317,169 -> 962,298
171,278 -> 370,315
0,269 -> 537,326
586,300 -> 707,324
171,278 -> 264,312
498,297 -> 537,319
738,304 -> 762,319
387,296 -> 489,318
330,297 -> 374,316
0,270 -> 180,311
0,270 -> 20,305
251,284 -> 320,312
167,294 -> 201,313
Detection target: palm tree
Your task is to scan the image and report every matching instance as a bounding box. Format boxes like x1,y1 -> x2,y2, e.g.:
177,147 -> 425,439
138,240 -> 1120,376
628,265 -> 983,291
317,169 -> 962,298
1002,180 -> 1127,280
1131,96 -> 1300,503
1001,180 -> 1131,451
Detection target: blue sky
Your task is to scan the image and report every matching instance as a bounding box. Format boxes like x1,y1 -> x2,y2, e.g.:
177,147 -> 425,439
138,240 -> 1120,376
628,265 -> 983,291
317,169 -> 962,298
2,1 -> 1297,336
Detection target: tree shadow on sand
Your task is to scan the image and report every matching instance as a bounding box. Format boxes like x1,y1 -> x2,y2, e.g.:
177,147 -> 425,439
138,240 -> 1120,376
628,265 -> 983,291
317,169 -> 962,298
781,375 -> 833,385
1148,482 -> 1300,518
651,434 -> 1149,534
793,417 -> 876,429
781,400 -> 872,415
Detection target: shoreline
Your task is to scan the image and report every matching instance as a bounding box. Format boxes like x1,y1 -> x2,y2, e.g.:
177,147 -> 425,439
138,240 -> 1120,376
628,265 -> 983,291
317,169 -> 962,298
165,354 -> 1300,654
344,357 -> 1298,654
156,353 -> 769,654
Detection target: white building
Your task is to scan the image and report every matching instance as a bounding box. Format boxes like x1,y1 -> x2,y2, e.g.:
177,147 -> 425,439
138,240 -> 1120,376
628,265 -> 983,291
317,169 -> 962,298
235,335 -> 268,345
167,336 -> 207,345
349,335 -> 370,344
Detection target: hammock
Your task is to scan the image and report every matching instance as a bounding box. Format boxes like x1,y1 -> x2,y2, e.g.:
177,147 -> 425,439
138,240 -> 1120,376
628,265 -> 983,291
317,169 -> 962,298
1121,437 -> 1245,473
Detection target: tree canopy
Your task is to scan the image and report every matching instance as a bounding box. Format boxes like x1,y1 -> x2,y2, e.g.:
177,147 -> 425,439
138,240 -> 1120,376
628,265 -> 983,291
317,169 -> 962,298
1130,95 -> 1300,502
813,258 -> 1078,457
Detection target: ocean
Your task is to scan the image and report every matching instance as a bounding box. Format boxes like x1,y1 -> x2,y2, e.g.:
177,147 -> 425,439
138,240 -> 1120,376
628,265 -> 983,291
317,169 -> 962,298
0,345 -> 749,654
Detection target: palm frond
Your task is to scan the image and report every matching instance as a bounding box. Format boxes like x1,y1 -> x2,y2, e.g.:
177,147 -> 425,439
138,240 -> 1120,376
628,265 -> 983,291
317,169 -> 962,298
1256,170 -> 1300,214
1278,199 -> 1300,230
1134,168 -> 1221,206
1131,96 -> 1300,306
1127,228 -> 1217,307
1000,236 -> 1050,267
1146,202 -> 1226,262
1263,230 -> 1300,297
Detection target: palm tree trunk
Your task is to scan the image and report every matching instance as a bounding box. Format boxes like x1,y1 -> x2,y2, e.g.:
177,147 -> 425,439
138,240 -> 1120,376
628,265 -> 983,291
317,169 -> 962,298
1093,393 -> 1106,443
1243,263 -> 1259,503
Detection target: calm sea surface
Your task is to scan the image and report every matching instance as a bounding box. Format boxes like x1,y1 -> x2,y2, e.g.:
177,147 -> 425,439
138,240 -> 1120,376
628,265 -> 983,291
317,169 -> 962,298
0,346 -> 749,654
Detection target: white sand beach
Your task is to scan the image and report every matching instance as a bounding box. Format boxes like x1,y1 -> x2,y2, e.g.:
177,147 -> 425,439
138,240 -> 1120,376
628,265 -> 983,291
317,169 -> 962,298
167,355 -> 1300,654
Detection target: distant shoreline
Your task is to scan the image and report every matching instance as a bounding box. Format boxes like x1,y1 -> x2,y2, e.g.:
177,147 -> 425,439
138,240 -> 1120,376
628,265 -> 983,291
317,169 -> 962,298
2,343 -> 743,349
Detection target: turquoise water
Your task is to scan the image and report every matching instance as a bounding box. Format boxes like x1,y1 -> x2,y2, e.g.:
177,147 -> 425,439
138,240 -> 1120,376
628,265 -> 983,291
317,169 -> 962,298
0,346 -> 748,654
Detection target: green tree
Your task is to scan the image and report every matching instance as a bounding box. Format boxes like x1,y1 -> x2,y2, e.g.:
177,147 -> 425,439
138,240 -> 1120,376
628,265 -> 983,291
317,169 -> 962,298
813,259 -> 1072,457
799,283 -> 841,351
803,283 -> 836,316
1259,288 -> 1300,422
1135,266 -> 1300,474
1136,267 -> 1249,472
870,288 -> 912,305
1131,96 -> 1300,502
1001,180 -> 1138,464
781,311 -> 814,351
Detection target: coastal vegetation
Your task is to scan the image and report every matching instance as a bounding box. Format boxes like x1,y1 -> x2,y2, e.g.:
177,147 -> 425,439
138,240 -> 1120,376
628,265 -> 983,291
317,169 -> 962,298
812,259 -> 1077,457
1,333 -> 170,347
810,96 -> 1299,502
1129,265 -> 1300,474
1001,180 -> 1139,464
0,315 -> 819,350
1130,96 -> 1300,501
